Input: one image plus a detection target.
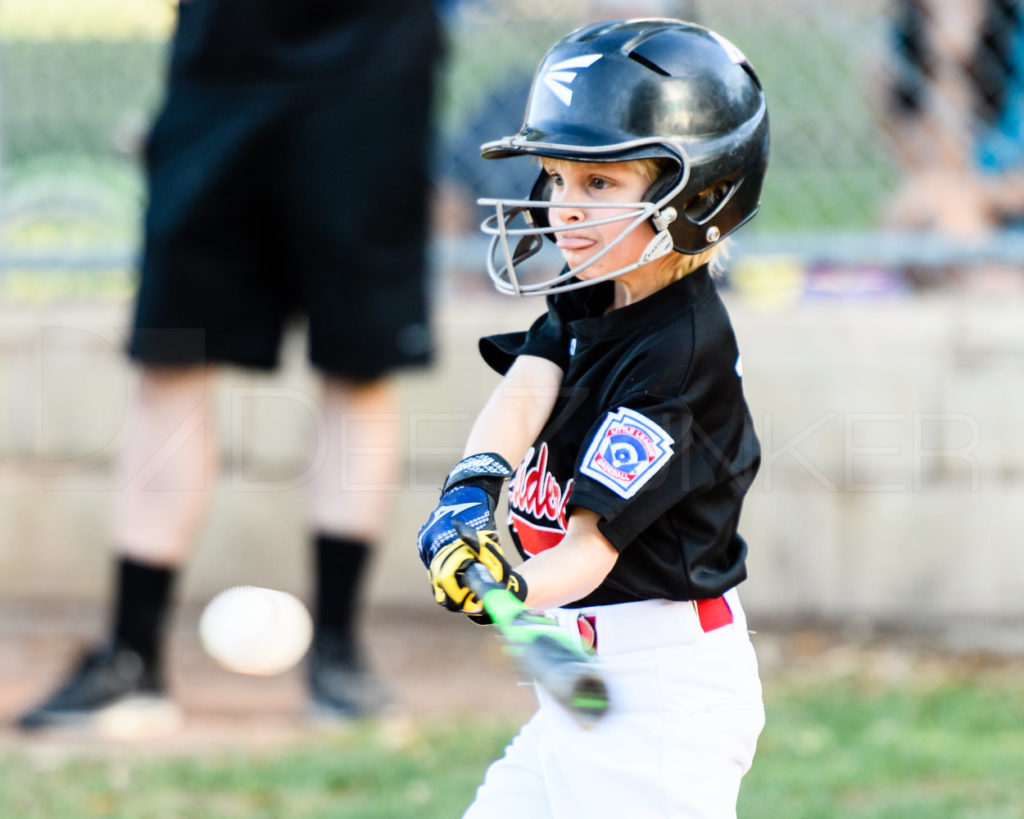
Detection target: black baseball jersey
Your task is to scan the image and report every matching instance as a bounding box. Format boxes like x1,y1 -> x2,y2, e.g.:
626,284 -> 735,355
481,267 -> 760,607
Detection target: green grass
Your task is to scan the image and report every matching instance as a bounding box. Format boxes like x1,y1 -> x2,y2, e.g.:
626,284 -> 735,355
739,670 -> 1024,818
3,667 -> 1023,819
0,719 -> 517,819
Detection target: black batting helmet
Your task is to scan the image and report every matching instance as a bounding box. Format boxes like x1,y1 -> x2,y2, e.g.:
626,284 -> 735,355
478,18 -> 770,295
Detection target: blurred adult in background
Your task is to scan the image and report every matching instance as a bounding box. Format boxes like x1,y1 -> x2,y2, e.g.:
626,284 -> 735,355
882,0 -> 1024,244
18,0 -> 444,733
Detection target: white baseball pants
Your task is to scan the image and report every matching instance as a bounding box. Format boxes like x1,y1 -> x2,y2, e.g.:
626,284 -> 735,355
463,589 -> 764,819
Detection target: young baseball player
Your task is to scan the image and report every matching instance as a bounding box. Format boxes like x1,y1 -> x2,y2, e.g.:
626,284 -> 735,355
417,19 -> 769,818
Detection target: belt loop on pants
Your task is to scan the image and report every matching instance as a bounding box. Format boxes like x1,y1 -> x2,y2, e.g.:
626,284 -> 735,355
576,614 -> 598,654
694,595 -> 734,632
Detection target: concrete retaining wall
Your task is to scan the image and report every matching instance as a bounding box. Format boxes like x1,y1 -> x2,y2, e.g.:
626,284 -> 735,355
1,288 -> 1022,625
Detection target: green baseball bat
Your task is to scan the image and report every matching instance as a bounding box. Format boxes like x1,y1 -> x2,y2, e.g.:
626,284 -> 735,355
458,540 -> 610,725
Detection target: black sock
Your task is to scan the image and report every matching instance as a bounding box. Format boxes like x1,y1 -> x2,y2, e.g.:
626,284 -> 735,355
111,556 -> 176,666
313,534 -> 371,662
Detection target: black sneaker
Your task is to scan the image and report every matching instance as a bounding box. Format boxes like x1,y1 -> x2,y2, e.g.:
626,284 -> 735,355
17,643 -> 181,737
306,635 -> 393,723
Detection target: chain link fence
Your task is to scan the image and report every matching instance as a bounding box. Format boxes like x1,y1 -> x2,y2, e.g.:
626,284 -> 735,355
0,0 -> 1021,299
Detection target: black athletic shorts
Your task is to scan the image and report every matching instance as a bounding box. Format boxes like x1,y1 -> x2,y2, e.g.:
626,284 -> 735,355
129,16 -> 439,380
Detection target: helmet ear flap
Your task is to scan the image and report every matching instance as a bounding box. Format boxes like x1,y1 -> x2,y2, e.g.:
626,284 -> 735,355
681,176 -> 739,224
648,162 -> 744,252
675,174 -> 743,250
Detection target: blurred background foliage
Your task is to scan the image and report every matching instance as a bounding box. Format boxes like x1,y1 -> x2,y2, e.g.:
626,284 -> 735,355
0,0 -> 1020,298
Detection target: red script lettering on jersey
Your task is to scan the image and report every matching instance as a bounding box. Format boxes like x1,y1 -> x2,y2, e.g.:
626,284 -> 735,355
508,444 -> 573,554
509,443 -> 573,528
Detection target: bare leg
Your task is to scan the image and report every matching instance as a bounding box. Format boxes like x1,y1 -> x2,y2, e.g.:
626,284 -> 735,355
113,365 -> 218,566
308,375 -> 402,540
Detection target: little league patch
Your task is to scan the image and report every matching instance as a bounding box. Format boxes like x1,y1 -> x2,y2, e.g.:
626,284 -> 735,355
580,407 -> 674,498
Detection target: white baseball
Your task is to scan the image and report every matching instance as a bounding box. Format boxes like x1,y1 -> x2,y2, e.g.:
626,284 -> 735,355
199,586 -> 313,676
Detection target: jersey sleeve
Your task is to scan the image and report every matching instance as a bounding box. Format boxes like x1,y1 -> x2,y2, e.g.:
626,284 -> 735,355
479,297 -> 571,375
567,394 -> 709,551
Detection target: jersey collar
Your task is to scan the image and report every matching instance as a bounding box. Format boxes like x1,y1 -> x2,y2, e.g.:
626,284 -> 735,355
568,265 -> 714,340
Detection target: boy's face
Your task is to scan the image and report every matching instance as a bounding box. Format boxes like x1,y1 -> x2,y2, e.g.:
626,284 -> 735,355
543,159 -> 657,282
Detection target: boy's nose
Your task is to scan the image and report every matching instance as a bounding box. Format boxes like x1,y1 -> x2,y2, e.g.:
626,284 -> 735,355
550,202 -> 585,225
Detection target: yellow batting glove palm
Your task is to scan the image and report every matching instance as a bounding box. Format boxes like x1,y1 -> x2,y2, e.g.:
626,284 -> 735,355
428,529 -> 525,622
429,540 -> 482,615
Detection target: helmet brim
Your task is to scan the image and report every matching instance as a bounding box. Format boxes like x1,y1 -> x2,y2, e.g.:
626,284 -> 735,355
480,130 -> 683,167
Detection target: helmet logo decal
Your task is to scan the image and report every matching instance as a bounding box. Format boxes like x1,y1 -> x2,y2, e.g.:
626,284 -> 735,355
543,54 -> 601,106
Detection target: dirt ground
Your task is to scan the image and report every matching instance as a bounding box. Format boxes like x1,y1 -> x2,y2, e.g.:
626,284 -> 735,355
0,600 -> 539,757
2,599 -> 1023,758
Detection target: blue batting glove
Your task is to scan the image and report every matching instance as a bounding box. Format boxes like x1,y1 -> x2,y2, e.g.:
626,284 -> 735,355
417,484 -> 496,567
416,452 -> 513,568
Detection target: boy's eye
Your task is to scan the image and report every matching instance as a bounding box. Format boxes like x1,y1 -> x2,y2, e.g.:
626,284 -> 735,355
547,171 -> 563,186
590,177 -> 609,190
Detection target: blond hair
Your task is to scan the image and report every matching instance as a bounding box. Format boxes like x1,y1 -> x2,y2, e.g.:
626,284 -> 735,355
539,156 -> 729,278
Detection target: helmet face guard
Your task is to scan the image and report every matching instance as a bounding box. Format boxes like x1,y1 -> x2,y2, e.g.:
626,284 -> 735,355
479,139 -> 689,296
477,19 -> 770,297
